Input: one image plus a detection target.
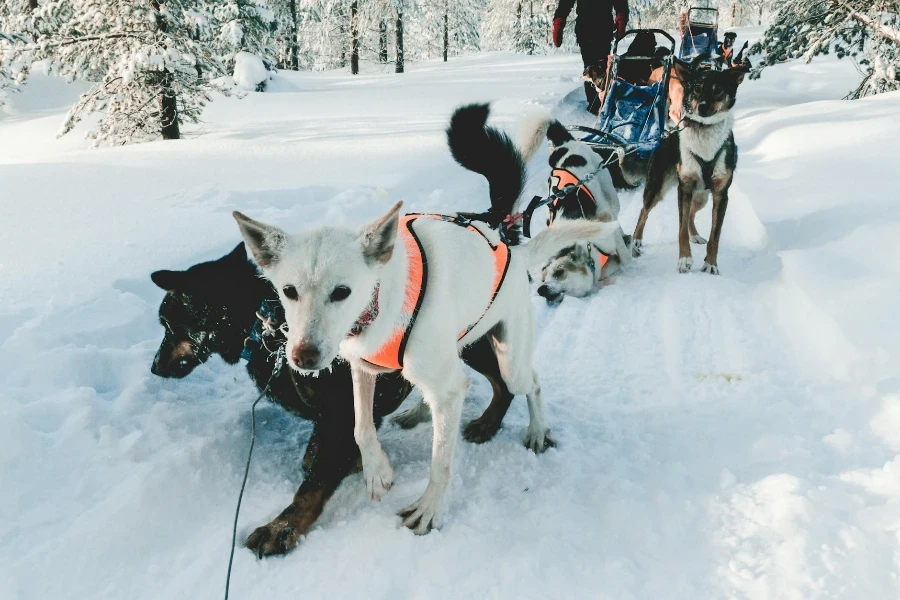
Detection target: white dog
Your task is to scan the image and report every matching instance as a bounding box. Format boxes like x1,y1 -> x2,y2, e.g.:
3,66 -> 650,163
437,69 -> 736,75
533,121 -> 633,306
234,203 -> 617,534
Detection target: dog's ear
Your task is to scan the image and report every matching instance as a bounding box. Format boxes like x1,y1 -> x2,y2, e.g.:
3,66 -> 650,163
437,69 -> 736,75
233,212 -> 286,269
546,120 -> 574,147
151,270 -> 186,292
225,242 -> 248,263
689,54 -> 711,70
359,201 -> 402,265
724,65 -> 750,85
673,59 -> 693,82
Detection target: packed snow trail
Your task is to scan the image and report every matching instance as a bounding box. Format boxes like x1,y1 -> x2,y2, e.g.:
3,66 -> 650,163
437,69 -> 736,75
2,43 -> 900,599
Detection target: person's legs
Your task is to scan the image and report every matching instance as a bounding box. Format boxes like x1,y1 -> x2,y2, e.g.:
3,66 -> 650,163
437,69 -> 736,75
579,36 -> 613,113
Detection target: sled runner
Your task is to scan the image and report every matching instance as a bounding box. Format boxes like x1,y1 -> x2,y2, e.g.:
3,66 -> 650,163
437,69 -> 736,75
575,29 -> 676,160
678,7 -> 720,69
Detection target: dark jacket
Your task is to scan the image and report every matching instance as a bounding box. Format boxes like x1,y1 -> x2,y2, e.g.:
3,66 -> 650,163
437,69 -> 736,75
554,0 -> 629,41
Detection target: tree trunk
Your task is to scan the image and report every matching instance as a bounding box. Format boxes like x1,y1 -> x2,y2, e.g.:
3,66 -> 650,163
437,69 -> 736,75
758,4 -> 763,26
528,0 -> 535,55
443,3 -> 449,62
395,1 -> 405,74
160,71 -> 180,140
152,0 -> 179,140
350,0 -> 359,74
731,1 -> 737,27
379,20 -> 388,63
289,0 -> 299,70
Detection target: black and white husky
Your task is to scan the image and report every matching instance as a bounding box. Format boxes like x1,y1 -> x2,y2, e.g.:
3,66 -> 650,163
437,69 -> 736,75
446,105 -> 632,307
632,59 -> 749,274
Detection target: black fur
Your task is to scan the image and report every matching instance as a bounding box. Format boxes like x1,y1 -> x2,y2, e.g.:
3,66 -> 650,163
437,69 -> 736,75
561,154 -> 588,168
549,146 -> 569,164
150,244 -> 517,556
546,120 -> 575,146
446,104 -> 526,227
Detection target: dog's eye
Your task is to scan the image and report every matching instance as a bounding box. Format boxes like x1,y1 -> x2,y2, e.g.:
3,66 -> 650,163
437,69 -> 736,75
553,268 -> 566,280
329,286 -> 351,302
282,285 -> 299,301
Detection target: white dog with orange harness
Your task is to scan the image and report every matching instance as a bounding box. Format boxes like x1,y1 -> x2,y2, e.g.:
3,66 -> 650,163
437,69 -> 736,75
233,203 -> 616,534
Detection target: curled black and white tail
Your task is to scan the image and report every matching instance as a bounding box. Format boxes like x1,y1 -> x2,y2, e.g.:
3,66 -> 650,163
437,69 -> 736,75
446,104 -> 528,234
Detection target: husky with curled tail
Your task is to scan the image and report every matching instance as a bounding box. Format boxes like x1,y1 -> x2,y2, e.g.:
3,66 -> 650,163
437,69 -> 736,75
446,103 -> 632,307
233,140 -> 617,535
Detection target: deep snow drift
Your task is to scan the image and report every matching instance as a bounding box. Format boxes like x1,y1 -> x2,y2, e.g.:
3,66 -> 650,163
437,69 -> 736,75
2,41 -> 900,599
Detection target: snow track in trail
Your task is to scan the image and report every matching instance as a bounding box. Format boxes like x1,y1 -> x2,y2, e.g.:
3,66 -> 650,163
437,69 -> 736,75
3,46 -> 900,599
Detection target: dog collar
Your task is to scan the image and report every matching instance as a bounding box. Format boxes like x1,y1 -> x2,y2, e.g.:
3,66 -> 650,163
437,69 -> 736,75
585,242 -> 610,284
349,284 -> 380,337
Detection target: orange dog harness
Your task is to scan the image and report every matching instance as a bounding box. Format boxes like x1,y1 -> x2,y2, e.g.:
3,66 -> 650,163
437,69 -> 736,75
357,214 -> 511,371
548,168 -> 596,226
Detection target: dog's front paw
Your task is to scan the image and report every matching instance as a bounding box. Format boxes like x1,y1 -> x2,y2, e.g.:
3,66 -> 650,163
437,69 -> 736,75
524,427 -> 556,454
691,234 -> 707,245
463,415 -> 502,444
245,519 -> 301,558
632,239 -> 643,258
677,257 -> 693,273
701,261 -> 720,275
398,492 -> 445,535
362,449 -> 394,501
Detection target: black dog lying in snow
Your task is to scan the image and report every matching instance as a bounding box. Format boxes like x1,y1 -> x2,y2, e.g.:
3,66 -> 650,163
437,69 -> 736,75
150,243 -> 520,557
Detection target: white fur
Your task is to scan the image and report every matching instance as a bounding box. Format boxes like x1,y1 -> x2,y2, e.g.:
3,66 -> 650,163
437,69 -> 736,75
236,206 -> 614,534
538,138 -> 631,301
679,113 -> 734,178
515,109 -> 553,164
550,139 -> 621,219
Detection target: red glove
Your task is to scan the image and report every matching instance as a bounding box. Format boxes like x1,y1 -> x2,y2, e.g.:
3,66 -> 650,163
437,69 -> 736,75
552,17 -> 565,48
615,15 -> 627,41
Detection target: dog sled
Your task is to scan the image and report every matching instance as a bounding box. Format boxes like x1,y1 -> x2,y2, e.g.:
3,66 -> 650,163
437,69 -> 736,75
520,30 -> 677,237
573,29 -> 676,161
678,7 -> 720,69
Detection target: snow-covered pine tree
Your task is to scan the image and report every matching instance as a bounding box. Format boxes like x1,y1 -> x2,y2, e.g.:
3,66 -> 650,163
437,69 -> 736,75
752,0 -> 900,98
482,0 -> 554,54
271,0 -> 301,69
207,0 -> 277,72
638,0 -> 685,30
445,0 -> 485,59
21,0 -> 228,145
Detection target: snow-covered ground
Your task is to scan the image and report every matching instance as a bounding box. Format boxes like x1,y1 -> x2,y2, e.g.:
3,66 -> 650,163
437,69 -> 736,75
3,37 -> 900,599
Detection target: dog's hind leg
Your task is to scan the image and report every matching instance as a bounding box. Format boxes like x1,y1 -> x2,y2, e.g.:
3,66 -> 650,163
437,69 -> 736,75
461,336 -> 515,444
633,137 -> 677,257
524,370 -> 556,452
390,393 -> 431,429
350,362 -> 394,501
398,358 -> 469,534
491,315 -> 554,453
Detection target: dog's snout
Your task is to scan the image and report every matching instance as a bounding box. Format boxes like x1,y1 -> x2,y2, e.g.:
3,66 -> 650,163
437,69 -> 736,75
151,345 -> 197,379
537,284 -> 564,307
292,343 -> 321,370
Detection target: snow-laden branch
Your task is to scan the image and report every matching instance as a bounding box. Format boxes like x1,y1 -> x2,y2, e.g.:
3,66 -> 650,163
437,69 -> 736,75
838,1 -> 900,45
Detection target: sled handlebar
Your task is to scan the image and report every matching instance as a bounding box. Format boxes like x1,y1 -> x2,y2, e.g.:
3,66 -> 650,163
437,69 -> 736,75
613,29 -> 677,56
